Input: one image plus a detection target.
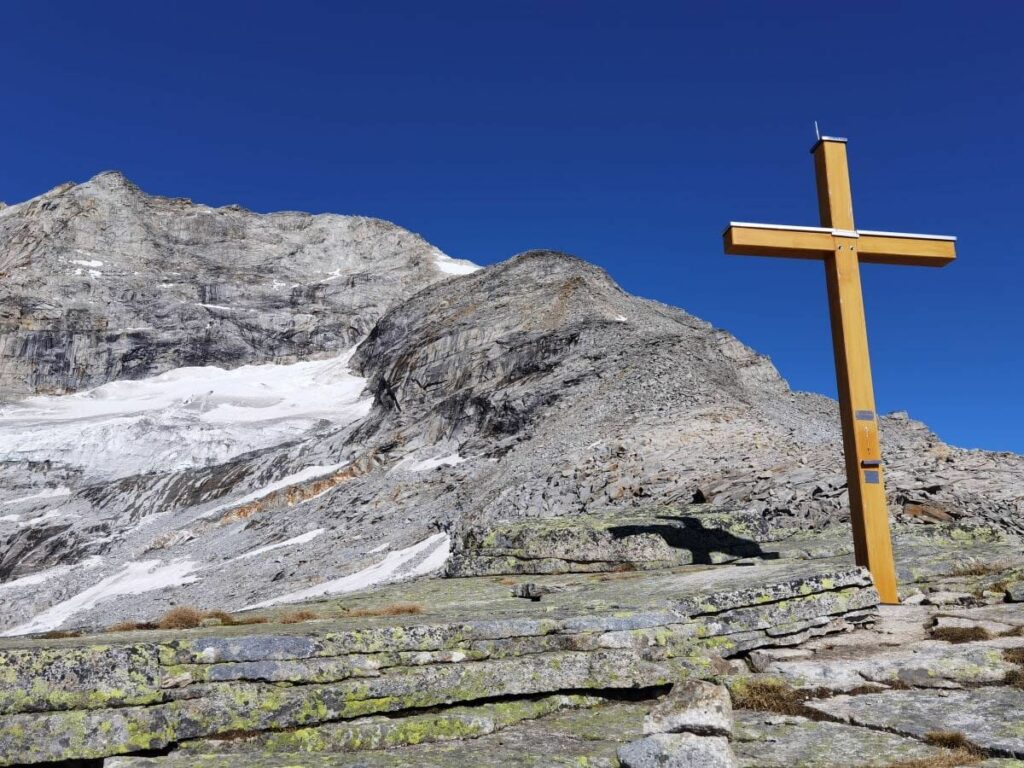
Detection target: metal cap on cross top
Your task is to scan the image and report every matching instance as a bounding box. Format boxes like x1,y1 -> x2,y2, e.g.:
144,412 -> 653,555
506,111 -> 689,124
722,136 -> 957,605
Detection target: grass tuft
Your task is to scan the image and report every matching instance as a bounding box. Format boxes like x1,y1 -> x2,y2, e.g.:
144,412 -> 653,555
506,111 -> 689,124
279,609 -> 319,624
39,629 -> 81,639
345,602 -> 424,618
106,621 -> 156,632
730,678 -> 826,719
930,626 -> 991,644
880,732 -> 985,768
884,751 -> 982,768
156,606 -> 206,629
923,732 -> 975,751
103,606 -> 269,633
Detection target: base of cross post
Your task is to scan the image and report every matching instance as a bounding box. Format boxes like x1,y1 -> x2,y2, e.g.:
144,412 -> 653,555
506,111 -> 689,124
854,550 -> 900,605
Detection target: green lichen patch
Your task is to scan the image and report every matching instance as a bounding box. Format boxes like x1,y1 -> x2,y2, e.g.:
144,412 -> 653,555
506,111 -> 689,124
0,644 -> 163,715
181,694 -> 601,753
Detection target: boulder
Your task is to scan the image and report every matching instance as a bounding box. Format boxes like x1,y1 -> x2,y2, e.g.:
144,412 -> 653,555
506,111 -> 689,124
643,681 -> 732,737
618,733 -> 737,768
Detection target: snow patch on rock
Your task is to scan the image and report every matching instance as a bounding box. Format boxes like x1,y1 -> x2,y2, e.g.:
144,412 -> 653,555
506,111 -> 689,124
231,529 -> 326,561
246,533 -> 450,609
1,559 -> 200,636
0,349 -> 372,480
433,250 -> 481,276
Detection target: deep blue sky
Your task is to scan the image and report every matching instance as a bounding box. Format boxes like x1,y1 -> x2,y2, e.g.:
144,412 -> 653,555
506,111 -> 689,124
2,2 -> 1021,452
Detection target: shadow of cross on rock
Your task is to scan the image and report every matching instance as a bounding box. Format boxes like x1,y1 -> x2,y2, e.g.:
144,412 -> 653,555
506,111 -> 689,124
608,516 -> 780,566
445,508 -> 782,579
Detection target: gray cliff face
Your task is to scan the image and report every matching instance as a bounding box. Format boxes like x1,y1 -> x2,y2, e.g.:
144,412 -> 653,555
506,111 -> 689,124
0,178 -> 1021,635
347,251 -> 1023,541
0,171 -> 464,399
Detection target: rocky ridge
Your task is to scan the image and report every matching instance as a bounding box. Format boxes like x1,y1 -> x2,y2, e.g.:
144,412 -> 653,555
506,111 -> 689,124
0,171 -> 476,398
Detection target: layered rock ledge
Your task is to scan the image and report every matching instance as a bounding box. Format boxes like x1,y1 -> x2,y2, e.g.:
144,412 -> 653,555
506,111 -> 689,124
0,559 -> 876,765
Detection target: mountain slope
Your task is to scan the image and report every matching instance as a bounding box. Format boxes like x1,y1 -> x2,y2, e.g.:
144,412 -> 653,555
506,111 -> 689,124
0,179 -> 1020,635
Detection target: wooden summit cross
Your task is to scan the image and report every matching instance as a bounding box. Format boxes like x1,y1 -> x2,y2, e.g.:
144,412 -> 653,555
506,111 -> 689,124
723,136 -> 956,604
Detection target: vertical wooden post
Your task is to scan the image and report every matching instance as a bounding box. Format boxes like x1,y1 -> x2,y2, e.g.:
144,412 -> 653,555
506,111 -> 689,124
812,138 -> 900,604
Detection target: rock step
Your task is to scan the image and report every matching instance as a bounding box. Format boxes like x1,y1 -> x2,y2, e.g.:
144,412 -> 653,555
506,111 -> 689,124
807,687 -> 1024,759
0,561 -> 878,765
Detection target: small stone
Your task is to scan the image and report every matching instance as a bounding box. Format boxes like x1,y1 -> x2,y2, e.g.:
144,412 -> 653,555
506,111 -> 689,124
644,681 -> 732,737
710,657 -> 750,676
749,648 -> 812,672
1006,582 -> 1024,603
901,592 -> 926,606
511,583 -> 554,600
618,733 -> 737,768
932,615 -> 1014,635
922,591 -> 974,606
160,672 -> 192,688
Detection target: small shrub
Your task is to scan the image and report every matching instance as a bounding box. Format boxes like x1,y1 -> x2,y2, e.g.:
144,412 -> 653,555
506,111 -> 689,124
157,606 -> 206,629
930,626 -> 991,644
1004,647 -> 1024,665
999,625 -> 1024,638
280,609 -> 319,624
39,629 -> 81,639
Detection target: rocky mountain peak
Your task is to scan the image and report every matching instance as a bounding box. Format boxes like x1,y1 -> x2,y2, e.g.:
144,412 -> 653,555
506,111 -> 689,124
77,169 -> 137,192
0,174 -> 476,399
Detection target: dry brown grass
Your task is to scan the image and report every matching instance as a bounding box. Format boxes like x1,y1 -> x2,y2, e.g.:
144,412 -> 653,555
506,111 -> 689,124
1005,668 -> 1024,689
106,620 -> 156,632
103,606 -> 269,633
930,626 -> 992,644
881,731 -> 985,768
345,602 -> 424,618
923,732 -> 978,751
730,678 -> 826,719
884,750 -> 983,768
1004,647 -> 1024,665
999,625 -> 1024,638
279,609 -> 319,624
157,606 -> 207,629
39,629 -> 82,639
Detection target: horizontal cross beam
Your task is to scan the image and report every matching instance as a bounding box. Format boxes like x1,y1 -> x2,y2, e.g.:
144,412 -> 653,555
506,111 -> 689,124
723,222 -> 956,267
